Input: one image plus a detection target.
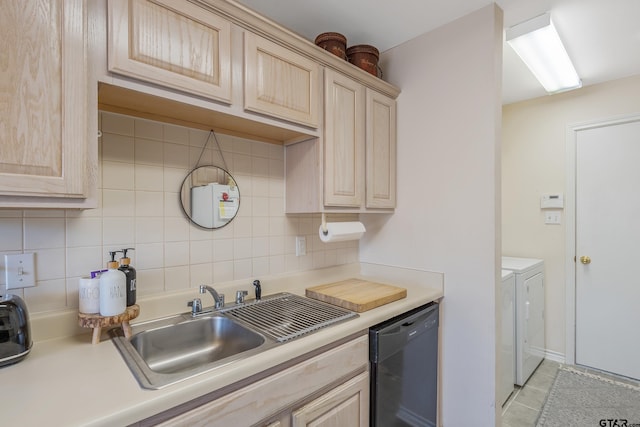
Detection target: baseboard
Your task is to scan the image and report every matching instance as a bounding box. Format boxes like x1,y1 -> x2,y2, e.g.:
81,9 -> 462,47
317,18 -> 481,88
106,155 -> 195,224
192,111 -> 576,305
544,349 -> 565,364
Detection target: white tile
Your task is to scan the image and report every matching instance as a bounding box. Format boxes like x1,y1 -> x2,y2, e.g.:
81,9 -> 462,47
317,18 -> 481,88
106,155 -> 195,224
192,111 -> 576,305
135,191 -> 164,217
135,138 -> 164,166
0,210 -> 23,218
190,146 -> 212,166
102,161 -> 134,190
165,241 -> 189,267
252,156 -> 269,177
135,118 -> 163,141
216,133 -> 234,152
233,259 -> 252,280
164,266 -> 190,291
268,143 -> 284,160
164,143 -> 190,169
24,218 -> 65,249
252,236 -> 269,257
190,240 -> 212,264
164,217 -> 189,242
237,196 -> 252,218
164,191 -> 184,217
234,174 -> 252,197
135,243 -> 164,269
164,167 -> 188,193
252,197 -> 270,218
189,225 -> 213,241
312,251 -> 326,269
252,257 -> 269,277
233,238 -> 252,260
24,209 -> 65,218
232,216 -> 252,238
163,124 -> 189,145
252,175 -> 269,196
284,235 -> 296,255
299,217 -> 314,235
252,141 -> 271,159
269,236 -> 285,256
269,158 -> 285,180
102,190 -> 135,217
66,276 -> 81,309
135,164 -> 164,191
212,221 -> 234,239
24,279 -> 67,313
102,133 -> 135,163
136,268 -> 164,296
102,217 -> 135,246
189,129 -> 210,147
101,112 -> 135,137
268,176 -> 285,198
269,255 -> 285,276
324,250 -> 338,267
135,218 -> 164,243
252,217 -> 269,237
213,261 -> 234,283
34,248 -> 66,281
231,137 -> 252,155
190,263 -> 212,287
284,254 -> 299,272
269,197 -> 285,216
0,219 -> 23,251
213,238 -> 233,262
299,253 -> 313,271
66,246 -> 103,278
269,217 -> 285,236
233,154 -> 252,176
285,217 -> 299,236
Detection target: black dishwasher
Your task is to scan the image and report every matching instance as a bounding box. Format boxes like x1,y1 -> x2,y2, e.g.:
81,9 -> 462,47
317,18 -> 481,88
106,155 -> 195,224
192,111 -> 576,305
370,302 -> 439,427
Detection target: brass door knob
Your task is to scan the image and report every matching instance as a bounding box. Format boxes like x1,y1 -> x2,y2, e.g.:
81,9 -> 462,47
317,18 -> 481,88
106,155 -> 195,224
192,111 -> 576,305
579,256 -> 591,264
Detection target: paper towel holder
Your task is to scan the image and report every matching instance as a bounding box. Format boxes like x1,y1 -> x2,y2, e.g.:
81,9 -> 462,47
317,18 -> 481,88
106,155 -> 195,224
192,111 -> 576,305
321,213 -> 328,235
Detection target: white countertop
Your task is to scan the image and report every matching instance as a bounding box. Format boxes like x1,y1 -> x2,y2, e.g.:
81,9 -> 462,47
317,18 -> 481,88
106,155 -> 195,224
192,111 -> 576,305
0,264 -> 443,426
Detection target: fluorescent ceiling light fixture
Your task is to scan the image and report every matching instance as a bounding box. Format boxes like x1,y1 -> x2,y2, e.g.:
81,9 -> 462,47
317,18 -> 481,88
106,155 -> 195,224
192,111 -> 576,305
506,12 -> 581,94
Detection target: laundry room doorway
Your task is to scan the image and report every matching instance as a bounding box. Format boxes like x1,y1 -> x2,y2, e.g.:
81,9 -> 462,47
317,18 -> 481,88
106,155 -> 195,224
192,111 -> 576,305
567,115 -> 640,380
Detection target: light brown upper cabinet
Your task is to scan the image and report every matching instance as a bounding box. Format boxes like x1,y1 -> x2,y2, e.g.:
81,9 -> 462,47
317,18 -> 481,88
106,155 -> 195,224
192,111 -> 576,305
244,32 -> 320,128
323,69 -> 366,207
108,0 -> 232,103
365,89 -> 397,209
0,0 -> 93,203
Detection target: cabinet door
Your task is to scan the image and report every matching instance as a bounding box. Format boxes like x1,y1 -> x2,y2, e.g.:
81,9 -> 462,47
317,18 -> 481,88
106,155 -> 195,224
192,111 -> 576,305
108,0 -> 231,103
365,89 -> 397,208
291,371 -> 369,427
244,33 -> 320,128
0,0 -> 87,198
324,69 -> 365,207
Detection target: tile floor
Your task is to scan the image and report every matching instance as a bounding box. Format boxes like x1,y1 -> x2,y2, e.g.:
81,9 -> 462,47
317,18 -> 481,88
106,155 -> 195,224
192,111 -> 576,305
501,360 -> 640,426
501,359 -> 562,427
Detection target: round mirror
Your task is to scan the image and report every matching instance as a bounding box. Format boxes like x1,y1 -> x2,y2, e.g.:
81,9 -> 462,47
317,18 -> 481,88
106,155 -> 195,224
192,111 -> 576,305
179,166 -> 240,229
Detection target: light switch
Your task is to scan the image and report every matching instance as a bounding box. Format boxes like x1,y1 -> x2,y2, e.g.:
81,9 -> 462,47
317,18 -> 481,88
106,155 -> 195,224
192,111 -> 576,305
295,236 -> 306,256
5,253 -> 36,289
544,211 -> 562,225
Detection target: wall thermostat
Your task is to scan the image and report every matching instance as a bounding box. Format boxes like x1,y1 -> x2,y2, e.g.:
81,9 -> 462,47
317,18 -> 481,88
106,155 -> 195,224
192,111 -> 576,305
540,193 -> 564,209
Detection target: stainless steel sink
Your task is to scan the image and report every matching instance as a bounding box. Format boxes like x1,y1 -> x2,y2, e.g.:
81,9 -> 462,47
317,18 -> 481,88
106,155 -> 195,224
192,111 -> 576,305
130,316 -> 265,374
110,293 -> 357,389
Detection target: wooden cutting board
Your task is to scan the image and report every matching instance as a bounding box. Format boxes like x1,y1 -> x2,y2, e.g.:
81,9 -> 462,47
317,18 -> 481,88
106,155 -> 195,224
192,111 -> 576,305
305,278 -> 406,312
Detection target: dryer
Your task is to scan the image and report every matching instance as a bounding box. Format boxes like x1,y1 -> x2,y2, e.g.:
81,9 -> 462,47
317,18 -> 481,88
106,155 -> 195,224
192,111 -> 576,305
499,269 -> 516,405
502,257 -> 545,386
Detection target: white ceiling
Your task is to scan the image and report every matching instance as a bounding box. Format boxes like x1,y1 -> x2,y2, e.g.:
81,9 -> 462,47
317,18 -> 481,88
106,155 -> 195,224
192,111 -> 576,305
235,0 -> 640,104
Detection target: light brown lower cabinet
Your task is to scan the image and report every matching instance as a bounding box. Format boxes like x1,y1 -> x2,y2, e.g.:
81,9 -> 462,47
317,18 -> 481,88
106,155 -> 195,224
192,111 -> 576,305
149,334 -> 368,427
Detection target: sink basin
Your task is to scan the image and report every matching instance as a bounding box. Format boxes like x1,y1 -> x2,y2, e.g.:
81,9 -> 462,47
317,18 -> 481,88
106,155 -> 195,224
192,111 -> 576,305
110,313 -> 277,389
110,293 -> 357,389
130,316 -> 265,374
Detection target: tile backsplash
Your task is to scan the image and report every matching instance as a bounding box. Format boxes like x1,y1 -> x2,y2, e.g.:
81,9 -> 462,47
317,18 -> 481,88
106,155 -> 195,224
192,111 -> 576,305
0,112 -> 358,314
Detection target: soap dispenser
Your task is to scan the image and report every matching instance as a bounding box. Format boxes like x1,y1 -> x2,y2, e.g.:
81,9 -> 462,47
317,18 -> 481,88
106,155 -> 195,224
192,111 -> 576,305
99,251 -> 126,316
118,248 -> 137,306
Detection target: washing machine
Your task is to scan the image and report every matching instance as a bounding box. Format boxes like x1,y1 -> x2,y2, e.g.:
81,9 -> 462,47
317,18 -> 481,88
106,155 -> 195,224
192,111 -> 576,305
502,257 -> 545,386
499,269 -> 515,405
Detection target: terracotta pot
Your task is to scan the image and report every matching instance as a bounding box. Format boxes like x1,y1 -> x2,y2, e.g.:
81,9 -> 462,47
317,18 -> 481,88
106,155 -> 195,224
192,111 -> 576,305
346,44 -> 379,76
315,32 -> 347,60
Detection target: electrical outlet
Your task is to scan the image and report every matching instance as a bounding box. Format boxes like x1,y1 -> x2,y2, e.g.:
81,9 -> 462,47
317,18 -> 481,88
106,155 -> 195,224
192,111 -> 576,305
5,253 -> 36,289
295,236 -> 306,256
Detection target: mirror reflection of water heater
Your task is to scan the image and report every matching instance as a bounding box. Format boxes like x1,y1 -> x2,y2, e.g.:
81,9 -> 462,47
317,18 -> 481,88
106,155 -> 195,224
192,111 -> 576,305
191,183 -> 239,228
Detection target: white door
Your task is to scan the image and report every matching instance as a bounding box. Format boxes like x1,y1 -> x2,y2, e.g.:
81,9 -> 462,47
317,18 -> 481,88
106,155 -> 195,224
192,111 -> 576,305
575,119 -> 640,380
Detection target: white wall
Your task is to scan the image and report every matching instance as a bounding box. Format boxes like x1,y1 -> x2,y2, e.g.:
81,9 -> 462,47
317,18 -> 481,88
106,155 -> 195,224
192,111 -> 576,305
502,74 -> 640,359
0,112 -> 358,315
360,5 -> 503,426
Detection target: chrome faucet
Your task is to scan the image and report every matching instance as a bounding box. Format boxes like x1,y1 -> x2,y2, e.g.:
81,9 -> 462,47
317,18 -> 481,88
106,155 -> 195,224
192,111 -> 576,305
199,285 -> 225,309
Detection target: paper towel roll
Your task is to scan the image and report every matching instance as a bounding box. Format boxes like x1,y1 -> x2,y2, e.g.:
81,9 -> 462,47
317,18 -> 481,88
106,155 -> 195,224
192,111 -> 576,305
319,221 -> 366,243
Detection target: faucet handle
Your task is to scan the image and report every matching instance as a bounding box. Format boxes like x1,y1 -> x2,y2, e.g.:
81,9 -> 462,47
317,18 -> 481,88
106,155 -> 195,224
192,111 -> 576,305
215,294 -> 225,309
188,298 -> 202,315
235,290 -> 249,304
